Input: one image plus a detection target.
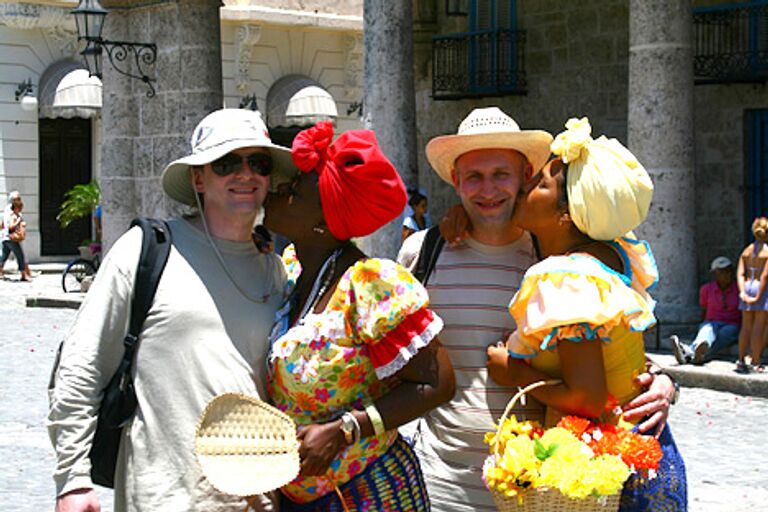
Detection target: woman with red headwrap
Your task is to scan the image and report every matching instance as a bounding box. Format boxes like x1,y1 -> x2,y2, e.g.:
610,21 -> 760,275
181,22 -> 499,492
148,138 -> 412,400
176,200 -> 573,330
263,122 -> 455,511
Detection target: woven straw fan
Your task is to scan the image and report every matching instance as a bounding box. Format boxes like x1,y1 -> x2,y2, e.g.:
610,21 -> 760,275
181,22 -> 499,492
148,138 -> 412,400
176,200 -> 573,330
195,393 -> 300,497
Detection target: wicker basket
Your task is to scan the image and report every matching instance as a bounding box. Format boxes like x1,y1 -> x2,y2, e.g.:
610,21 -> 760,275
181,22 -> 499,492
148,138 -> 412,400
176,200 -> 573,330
194,393 -> 300,497
488,380 -> 621,512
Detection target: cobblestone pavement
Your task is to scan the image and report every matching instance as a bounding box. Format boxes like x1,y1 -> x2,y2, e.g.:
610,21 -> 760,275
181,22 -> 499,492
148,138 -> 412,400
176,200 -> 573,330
1,273 -> 766,511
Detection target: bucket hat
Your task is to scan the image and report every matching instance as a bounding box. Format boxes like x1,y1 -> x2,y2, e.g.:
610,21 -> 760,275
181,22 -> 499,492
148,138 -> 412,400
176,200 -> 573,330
162,109 -> 295,206
425,107 -> 553,184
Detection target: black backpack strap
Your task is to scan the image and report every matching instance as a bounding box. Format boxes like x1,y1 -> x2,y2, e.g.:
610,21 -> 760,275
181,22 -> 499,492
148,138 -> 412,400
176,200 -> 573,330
413,226 -> 445,285
127,218 -> 172,339
89,218 -> 173,487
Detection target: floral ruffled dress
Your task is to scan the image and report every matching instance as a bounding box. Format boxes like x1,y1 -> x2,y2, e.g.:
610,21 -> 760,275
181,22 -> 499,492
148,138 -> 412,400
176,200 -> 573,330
268,253 -> 442,507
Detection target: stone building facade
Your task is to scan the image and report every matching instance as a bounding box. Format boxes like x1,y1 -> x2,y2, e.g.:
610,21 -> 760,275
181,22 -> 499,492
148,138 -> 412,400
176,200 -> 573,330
2,0 -> 765,334
0,0 -> 364,257
411,0 -> 768,333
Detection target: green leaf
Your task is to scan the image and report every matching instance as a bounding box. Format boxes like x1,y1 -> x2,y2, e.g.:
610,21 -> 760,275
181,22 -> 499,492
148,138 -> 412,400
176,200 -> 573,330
534,439 -> 558,461
57,181 -> 101,229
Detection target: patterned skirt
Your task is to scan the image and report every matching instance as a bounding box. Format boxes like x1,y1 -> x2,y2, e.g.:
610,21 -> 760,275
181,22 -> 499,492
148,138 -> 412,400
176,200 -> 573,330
280,435 -> 430,512
619,425 -> 687,511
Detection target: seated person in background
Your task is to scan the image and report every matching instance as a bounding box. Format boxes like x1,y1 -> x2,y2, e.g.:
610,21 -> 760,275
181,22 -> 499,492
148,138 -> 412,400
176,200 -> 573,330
402,190 -> 432,241
671,256 -> 741,365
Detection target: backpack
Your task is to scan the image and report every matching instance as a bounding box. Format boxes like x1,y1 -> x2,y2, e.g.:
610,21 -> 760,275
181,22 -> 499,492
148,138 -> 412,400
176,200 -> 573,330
412,226 -> 445,285
49,218 -> 172,488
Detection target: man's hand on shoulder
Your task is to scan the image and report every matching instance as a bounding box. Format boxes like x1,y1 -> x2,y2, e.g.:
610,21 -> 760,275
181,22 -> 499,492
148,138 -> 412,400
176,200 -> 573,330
621,371 -> 675,438
440,204 -> 471,247
56,488 -> 100,512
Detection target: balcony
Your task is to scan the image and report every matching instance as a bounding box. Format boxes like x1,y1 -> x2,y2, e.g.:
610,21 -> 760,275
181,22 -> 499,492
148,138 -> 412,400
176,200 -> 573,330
432,28 -> 526,100
694,1 -> 768,84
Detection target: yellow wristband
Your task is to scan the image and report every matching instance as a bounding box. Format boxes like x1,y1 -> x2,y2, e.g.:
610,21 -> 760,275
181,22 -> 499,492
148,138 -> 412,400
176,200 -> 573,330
365,403 -> 386,436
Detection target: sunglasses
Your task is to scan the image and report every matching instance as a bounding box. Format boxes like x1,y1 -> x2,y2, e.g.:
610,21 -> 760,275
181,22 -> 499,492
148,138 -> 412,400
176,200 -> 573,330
210,152 -> 273,177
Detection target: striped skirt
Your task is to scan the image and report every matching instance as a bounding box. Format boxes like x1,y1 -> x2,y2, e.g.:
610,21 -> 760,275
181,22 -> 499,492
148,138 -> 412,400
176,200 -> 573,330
280,435 -> 430,512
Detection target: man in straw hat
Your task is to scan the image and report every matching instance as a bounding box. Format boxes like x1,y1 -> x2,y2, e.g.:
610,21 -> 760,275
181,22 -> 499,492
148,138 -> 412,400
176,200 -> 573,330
398,107 -> 678,512
48,109 -> 291,512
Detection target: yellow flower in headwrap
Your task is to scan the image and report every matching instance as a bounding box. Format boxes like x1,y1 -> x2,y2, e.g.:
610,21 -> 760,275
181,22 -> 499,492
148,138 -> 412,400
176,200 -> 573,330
551,117 -> 592,164
551,117 -> 654,241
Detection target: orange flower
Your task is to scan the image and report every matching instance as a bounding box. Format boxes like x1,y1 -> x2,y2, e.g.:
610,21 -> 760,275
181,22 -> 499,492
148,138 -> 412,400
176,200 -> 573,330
557,416 -> 592,438
618,433 -> 663,470
294,392 -> 317,413
338,366 -> 367,389
352,262 -> 381,285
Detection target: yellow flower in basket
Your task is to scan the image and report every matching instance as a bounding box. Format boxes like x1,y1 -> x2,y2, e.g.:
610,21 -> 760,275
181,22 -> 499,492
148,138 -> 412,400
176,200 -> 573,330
482,381 -> 660,511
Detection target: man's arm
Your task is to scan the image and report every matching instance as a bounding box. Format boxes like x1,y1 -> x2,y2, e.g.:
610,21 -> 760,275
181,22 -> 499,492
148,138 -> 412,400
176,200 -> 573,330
48,228 -> 141,505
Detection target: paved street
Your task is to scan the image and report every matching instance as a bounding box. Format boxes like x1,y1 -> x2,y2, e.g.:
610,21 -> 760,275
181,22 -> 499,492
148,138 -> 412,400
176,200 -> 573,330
0,272 -> 766,511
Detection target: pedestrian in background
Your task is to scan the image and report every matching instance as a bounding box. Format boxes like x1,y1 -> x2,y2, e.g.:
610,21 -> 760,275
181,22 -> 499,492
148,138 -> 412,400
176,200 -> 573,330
671,256 -> 741,365
401,190 -> 431,241
1,190 -> 32,281
736,216 -> 768,373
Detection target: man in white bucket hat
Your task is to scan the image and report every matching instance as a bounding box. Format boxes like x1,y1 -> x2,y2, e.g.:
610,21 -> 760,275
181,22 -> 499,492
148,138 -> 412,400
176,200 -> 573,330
49,109 -> 288,512
398,107 -> 678,512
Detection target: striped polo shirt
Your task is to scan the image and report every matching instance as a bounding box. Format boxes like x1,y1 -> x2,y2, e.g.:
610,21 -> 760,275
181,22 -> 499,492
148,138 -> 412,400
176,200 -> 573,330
398,230 -> 545,512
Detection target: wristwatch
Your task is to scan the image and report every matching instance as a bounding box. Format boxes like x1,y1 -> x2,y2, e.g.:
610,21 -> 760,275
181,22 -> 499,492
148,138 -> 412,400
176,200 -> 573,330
339,412 -> 359,445
649,367 -> 680,405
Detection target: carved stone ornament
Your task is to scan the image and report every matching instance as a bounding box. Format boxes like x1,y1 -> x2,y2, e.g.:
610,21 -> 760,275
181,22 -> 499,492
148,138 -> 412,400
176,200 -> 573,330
234,24 -> 262,92
45,26 -> 79,58
0,3 -> 76,30
343,33 -> 363,99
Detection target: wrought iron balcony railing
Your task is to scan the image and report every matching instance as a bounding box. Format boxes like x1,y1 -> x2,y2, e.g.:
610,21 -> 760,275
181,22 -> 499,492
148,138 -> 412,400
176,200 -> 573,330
432,28 -> 526,100
694,1 -> 768,83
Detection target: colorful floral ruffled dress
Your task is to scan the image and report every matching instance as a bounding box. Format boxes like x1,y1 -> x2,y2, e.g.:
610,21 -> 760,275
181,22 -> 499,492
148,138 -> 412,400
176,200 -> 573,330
506,236 -> 687,511
507,235 -> 658,422
268,254 -> 442,506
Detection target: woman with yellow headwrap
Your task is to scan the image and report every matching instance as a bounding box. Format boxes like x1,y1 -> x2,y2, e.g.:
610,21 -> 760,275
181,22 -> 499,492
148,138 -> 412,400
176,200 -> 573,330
485,118 -> 687,511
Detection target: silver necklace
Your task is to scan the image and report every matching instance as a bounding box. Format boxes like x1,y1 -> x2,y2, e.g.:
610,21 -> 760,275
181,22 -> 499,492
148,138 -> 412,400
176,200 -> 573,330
193,199 -> 274,304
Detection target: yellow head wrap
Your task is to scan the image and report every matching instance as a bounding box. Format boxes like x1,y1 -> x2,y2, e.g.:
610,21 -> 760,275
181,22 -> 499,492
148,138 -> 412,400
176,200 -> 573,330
550,117 -> 653,241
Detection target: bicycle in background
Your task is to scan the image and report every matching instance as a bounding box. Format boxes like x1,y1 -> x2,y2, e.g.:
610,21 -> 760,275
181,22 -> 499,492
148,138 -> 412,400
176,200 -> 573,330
61,242 -> 101,293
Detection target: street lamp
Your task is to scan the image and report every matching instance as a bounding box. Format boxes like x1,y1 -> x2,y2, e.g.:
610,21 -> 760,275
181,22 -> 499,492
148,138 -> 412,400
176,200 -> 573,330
71,0 -> 158,97
14,79 -> 38,112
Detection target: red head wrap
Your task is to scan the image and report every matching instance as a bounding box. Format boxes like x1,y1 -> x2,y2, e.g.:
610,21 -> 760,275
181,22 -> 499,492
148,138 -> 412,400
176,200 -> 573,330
291,122 -> 407,240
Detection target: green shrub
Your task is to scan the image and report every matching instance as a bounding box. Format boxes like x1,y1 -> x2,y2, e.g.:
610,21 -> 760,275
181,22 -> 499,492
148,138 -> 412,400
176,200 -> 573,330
57,181 -> 101,229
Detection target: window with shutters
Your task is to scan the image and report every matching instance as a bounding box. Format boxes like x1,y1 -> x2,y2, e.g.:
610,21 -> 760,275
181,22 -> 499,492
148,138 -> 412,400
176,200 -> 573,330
433,0 -> 526,99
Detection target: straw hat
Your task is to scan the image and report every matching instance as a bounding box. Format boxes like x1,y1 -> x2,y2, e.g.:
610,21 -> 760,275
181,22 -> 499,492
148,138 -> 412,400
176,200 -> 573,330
426,107 -> 553,184
162,109 -> 296,206
195,393 -> 300,497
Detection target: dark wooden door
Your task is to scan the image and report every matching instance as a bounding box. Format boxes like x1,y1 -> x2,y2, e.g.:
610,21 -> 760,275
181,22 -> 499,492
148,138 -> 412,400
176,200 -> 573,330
39,118 -> 92,255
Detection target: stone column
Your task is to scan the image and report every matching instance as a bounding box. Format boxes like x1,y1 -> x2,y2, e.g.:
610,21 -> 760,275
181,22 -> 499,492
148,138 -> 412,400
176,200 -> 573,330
100,0 -> 223,251
359,0 -> 418,259
628,0 -> 698,331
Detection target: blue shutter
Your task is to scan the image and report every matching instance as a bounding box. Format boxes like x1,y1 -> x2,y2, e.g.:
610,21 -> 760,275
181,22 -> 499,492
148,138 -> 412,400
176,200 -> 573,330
746,109 -> 768,236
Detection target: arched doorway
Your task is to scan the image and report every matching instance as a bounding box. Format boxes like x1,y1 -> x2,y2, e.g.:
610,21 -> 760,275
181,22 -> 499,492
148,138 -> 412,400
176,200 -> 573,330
37,59 -> 102,255
265,74 -> 338,148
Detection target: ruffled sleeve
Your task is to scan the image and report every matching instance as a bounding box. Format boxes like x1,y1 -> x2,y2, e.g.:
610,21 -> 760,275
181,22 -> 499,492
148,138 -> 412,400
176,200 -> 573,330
334,258 -> 443,379
507,252 -> 656,359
